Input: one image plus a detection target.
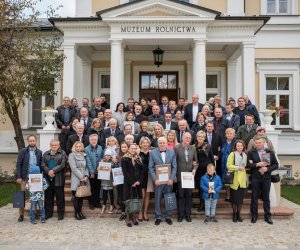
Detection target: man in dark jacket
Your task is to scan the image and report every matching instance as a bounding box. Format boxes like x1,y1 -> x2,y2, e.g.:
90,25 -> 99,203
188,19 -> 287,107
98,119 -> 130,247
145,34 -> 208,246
148,105 -> 164,123
160,112 -> 179,131
16,135 -> 43,222
243,95 -> 261,126
41,139 -> 67,220
237,114 -> 258,147
213,107 -> 230,145
247,136 -> 278,224
55,96 -> 78,151
100,118 -> 123,148
176,120 -> 196,144
89,97 -> 105,119
66,123 -> 89,155
184,94 -> 204,128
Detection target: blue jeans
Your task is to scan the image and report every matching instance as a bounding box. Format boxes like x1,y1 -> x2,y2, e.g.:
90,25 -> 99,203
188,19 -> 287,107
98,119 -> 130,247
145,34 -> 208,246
204,199 -> 218,217
30,200 -> 45,223
154,184 -> 173,220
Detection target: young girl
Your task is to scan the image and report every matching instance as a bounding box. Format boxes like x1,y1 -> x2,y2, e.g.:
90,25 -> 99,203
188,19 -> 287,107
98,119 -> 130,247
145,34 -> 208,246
116,142 -> 129,221
200,163 -> 223,223
99,148 -> 118,214
106,136 -> 119,158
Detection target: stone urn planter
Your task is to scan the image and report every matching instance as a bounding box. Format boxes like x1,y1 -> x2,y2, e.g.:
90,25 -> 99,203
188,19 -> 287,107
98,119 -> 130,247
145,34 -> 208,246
41,109 -> 58,130
260,110 -> 275,131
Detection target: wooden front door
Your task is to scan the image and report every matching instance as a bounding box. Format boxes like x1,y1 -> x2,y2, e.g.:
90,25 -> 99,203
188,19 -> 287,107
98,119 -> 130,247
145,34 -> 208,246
139,72 -> 179,103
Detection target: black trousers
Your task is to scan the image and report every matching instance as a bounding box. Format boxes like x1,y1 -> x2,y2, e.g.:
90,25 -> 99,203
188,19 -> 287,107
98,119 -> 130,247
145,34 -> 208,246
177,183 -> 193,217
102,189 -> 114,205
72,191 -> 83,213
250,177 -> 271,218
89,177 -> 101,206
117,184 -> 125,213
45,186 -> 65,217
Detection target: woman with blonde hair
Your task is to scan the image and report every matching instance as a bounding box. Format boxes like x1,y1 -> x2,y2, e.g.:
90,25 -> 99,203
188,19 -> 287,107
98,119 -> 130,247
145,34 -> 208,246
87,118 -> 102,143
151,123 -> 165,147
166,130 -> 178,150
68,141 -> 89,220
138,137 -> 152,221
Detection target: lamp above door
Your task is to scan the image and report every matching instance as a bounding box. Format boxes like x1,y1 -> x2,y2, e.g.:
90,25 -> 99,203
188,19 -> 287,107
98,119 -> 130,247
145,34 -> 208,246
153,46 -> 164,67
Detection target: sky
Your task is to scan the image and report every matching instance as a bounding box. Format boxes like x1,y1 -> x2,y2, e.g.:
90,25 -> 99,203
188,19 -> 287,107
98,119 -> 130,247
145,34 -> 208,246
36,0 -> 75,17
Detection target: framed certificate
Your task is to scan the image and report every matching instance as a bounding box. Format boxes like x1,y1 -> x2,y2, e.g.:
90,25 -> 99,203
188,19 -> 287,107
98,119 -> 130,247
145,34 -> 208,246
155,164 -> 171,184
112,167 -> 124,185
181,172 -> 194,189
28,174 -> 43,192
98,162 -> 111,180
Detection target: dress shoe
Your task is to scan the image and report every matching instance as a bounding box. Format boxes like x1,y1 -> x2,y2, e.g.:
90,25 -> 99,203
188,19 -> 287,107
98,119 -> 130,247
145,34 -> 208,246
186,216 -> 192,222
251,216 -> 257,223
177,216 -> 183,222
41,218 -> 46,223
58,216 -> 64,221
133,220 -> 139,226
232,213 -> 237,223
89,204 -> 95,210
166,218 -> 173,225
45,215 -> 52,220
154,219 -> 161,226
18,215 -> 24,222
126,222 -> 132,227
119,213 -> 126,221
79,212 -> 86,219
237,214 -> 243,222
265,217 -> 273,225
75,213 -> 82,220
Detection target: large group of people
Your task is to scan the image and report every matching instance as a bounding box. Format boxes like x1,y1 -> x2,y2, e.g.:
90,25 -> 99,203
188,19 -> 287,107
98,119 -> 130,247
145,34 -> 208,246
16,93 -> 278,226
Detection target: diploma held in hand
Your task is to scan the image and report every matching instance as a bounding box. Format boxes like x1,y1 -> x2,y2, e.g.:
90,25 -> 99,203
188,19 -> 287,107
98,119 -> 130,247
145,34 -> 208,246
98,162 -> 111,180
28,174 -> 43,192
181,172 -> 194,189
155,164 -> 171,184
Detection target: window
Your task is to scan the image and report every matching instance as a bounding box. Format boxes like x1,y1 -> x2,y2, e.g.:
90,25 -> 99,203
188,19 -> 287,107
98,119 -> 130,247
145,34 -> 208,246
262,0 -> 298,14
98,74 -> 111,104
265,76 -> 291,126
140,73 -> 177,89
31,79 -> 55,126
206,74 -> 220,100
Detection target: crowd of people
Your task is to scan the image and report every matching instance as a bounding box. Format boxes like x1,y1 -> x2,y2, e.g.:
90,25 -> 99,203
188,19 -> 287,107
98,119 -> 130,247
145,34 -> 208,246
16,93 -> 278,227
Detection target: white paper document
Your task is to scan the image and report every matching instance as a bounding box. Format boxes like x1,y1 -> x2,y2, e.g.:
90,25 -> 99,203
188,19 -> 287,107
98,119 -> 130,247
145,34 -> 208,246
181,172 -> 195,189
112,167 -> 124,185
98,162 -> 111,180
28,174 -> 43,192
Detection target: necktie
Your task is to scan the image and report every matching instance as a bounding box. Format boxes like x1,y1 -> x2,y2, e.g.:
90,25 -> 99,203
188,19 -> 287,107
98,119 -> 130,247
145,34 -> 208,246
180,131 -> 184,143
208,134 -> 212,145
111,130 -> 115,136
163,105 -> 167,113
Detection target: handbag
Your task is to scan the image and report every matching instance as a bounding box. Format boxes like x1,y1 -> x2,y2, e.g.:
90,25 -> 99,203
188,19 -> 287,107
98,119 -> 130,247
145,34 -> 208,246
124,188 -> 142,214
75,181 -> 91,198
224,172 -> 234,185
164,192 -> 177,211
271,174 -> 280,183
13,191 -> 25,208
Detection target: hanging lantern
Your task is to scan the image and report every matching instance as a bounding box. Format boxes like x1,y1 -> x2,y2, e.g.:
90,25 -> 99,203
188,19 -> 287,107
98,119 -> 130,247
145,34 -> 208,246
153,46 -> 164,67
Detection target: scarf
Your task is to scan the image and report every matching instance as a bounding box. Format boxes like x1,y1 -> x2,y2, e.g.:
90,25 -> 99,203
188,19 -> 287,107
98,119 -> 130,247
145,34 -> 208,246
234,152 -> 247,167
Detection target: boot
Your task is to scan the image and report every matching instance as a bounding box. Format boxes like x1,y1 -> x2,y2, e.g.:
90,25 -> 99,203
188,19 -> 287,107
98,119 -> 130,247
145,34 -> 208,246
237,213 -> 243,222
73,198 -> 81,220
125,213 -> 132,227
232,212 -> 237,223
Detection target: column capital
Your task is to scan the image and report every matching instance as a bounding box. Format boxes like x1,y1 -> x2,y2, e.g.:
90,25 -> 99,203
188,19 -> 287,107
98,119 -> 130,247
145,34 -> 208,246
192,39 -> 207,47
63,43 -> 78,50
242,41 -> 256,48
109,39 -> 123,45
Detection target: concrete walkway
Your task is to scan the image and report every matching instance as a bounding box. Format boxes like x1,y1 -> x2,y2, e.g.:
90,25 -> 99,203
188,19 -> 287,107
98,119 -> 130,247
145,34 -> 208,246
0,198 -> 299,249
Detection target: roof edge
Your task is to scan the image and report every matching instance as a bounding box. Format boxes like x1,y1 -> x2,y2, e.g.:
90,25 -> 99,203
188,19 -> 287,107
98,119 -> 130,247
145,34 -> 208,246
48,17 -> 100,25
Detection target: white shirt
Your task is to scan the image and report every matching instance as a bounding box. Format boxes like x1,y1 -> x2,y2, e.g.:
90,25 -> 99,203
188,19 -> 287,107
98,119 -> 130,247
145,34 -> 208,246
226,113 -> 233,121
192,104 -> 198,122
165,122 -> 171,131
160,151 -> 166,164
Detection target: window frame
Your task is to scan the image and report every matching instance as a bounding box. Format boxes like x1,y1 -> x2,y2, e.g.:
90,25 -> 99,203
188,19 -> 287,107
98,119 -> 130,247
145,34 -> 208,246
93,68 -> 111,104
261,0 -> 298,15
206,67 -> 226,105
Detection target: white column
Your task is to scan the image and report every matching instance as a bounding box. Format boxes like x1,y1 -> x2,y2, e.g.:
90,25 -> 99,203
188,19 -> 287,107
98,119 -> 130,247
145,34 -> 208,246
81,60 -> 92,101
193,39 -> 207,103
63,44 -> 77,98
110,39 -> 124,110
227,60 -> 239,99
186,60 -> 193,100
242,42 -> 256,102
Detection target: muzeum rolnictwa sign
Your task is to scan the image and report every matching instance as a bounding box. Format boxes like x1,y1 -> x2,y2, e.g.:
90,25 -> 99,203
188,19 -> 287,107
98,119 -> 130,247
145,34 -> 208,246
121,26 -> 197,33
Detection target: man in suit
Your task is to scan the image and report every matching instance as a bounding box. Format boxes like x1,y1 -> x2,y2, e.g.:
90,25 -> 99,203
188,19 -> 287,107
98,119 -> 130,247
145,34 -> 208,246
213,107 -> 230,145
176,120 -> 196,144
160,112 -> 179,131
225,104 -> 240,131
16,135 -> 43,222
101,109 -> 113,129
236,114 -> 258,147
247,136 -> 278,224
174,132 -> 198,223
100,118 -> 123,148
205,121 -> 222,175
184,94 -> 204,128
78,107 -> 93,135
134,105 -> 147,124
148,105 -> 164,123
159,96 -> 170,115
66,123 -> 89,155
149,137 -> 177,226
116,124 -> 136,144
124,97 -> 135,112
55,96 -> 77,151
89,97 -> 105,119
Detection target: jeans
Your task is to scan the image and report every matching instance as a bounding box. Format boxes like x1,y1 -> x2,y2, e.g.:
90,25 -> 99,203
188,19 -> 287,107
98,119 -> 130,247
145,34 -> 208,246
30,200 -> 45,222
154,184 -> 173,220
204,199 -> 217,217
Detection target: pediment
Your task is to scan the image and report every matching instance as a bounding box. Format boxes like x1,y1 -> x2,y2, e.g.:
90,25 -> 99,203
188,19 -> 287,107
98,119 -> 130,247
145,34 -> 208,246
98,0 -> 220,20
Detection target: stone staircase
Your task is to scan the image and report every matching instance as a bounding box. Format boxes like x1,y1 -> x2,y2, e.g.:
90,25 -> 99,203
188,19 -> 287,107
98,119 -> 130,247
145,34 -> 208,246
25,170 -> 295,219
